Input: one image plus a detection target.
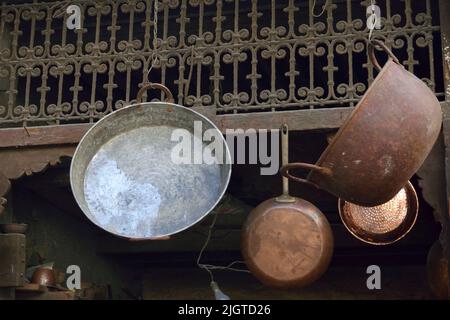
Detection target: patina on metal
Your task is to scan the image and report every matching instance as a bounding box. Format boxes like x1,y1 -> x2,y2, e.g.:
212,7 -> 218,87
338,181 -> 418,245
70,83 -> 232,240
281,39 -> 443,207
242,125 -> 334,288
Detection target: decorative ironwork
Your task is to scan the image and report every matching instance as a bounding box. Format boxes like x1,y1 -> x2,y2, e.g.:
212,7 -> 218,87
0,0 -> 445,126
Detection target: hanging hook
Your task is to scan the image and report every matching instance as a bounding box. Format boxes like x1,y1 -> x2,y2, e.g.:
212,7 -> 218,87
311,0 -> 329,18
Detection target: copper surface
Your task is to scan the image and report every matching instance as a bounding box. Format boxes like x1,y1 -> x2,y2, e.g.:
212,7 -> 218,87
281,40 -> 442,207
31,268 -> 56,287
338,181 -> 418,245
242,198 -> 334,288
242,124 -> 333,288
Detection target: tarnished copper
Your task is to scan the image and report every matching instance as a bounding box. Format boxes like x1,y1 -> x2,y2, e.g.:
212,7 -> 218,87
281,40 -> 442,207
242,125 -> 333,288
338,181 -> 418,245
31,268 -> 56,287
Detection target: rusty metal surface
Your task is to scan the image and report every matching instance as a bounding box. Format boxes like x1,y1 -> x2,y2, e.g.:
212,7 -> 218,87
0,0 -> 445,126
70,100 -> 231,239
282,42 -> 443,207
0,233 -> 25,287
338,181 -> 418,245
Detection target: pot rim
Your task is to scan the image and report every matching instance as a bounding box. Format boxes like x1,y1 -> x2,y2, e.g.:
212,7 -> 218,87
70,101 -> 232,240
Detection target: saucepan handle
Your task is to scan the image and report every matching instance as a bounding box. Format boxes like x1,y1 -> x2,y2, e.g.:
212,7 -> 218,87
280,163 -> 331,189
137,82 -> 175,104
369,39 -> 400,72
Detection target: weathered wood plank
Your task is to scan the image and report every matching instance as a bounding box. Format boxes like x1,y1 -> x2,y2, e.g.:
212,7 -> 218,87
215,107 -> 353,132
0,124 -> 89,148
0,108 -> 354,148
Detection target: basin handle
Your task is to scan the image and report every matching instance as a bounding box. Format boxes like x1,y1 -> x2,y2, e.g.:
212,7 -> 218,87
369,39 -> 401,72
137,82 -> 175,104
280,163 -> 332,189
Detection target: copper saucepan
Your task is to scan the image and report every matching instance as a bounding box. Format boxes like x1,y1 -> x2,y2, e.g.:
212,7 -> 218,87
281,39 -> 442,207
241,125 -> 334,288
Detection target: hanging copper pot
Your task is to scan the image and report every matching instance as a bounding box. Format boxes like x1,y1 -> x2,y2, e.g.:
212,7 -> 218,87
241,125 -> 334,288
281,39 -> 442,207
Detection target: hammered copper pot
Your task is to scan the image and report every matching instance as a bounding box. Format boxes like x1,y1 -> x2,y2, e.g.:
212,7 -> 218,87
281,40 -> 442,207
338,181 -> 418,245
242,125 -> 334,288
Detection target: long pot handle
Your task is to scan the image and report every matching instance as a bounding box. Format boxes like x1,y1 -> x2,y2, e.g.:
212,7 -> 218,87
136,82 -> 175,103
369,39 -> 400,72
280,162 -> 331,189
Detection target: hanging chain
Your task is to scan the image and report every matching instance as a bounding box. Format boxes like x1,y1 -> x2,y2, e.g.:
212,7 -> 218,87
146,0 -> 159,82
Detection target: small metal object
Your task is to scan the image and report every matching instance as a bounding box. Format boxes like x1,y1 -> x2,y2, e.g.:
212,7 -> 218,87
338,181 -> 418,245
31,268 -> 56,287
70,84 -> 232,240
242,125 -> 334,288
281,39 -> 442,207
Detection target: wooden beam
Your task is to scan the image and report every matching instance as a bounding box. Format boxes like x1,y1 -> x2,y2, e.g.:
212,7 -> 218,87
215,107 -> 353,132
0,123 -> 88,148
0,108 -> 353,148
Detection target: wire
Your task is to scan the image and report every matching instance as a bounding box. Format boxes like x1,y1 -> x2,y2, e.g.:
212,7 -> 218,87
311,0 -> 329,18
196,209 -> 250,284
146,0 -> 160,82
51,0 -> 71,18
368,0 -> 377,41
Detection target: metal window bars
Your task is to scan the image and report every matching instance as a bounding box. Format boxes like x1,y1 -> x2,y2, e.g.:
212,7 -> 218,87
0,0 -> 445,126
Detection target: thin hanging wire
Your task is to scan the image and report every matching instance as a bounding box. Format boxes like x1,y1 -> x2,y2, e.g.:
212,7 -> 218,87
184,46 -> 195,104
311,0 -> 329,18
196,209 -> 250,284
368,0 -> 377,41
51,0 -> 72,18
146,0 -> 159,82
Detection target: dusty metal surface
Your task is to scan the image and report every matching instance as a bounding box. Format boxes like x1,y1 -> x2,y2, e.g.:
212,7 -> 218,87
338,181 -> 418,245
0,0 -> 445,126
281,42 -> 443,207
70,101 -> 231,239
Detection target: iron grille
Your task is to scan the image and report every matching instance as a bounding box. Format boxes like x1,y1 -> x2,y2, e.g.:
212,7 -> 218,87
0,0 -> 445,126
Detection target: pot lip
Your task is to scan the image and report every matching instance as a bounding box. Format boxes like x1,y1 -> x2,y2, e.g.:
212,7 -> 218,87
70,101 -> 232,240
307,59 -> 399,181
